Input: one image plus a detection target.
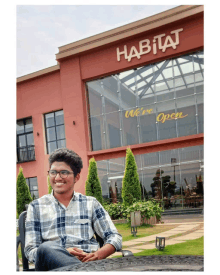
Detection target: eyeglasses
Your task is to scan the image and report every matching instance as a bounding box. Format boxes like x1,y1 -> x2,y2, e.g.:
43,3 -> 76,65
48,170 -> 74,179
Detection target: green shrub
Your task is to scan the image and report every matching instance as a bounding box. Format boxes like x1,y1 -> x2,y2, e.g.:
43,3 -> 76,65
48,175 -> 52,194
125,199 -> 164,221
86,158 -> 103,205
103,202 -> 127,220
122,148 -> 141,206
16,167 -> 33,216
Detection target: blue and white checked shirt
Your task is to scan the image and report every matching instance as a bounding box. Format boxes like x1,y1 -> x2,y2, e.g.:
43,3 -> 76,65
24,192 -> 122,263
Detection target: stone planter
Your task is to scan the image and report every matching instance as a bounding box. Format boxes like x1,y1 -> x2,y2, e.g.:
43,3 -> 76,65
142,216 -> 160,225
131,211 -> 141,227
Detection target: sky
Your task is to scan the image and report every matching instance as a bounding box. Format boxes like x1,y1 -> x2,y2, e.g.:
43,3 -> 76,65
16,4 -> 180,78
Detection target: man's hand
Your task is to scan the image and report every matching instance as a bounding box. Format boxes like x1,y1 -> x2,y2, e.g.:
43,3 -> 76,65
66,247 -> 87,261
81,251 -> 102,262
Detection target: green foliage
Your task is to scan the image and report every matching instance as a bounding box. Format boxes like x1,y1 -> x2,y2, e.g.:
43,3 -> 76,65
125,199 -> 164,221
103,199 -> 163,222
122,148 -> 141,206
16,166 -> 33,216
86,158 -> 103,205
103,202 -> 127,220
48,176 -> 52,194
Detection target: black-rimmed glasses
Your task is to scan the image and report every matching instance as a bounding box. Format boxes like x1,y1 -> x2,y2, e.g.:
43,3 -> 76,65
48,170 -> 74,179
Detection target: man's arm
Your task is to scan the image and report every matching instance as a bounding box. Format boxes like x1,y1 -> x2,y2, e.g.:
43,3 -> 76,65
24,203 -> 42,263
92,199 -> 122,258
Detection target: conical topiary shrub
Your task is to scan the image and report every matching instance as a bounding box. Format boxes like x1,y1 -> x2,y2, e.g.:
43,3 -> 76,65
85,158 -> 103,205
122,148 -> 141,206
48,175 -> 52,194
16,166 -> 33,216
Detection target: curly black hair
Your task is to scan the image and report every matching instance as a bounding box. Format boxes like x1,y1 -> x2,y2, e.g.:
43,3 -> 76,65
48,148 -> 83,177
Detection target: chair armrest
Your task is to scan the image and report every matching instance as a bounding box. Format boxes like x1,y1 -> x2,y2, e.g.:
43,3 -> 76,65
17,235 -> 21,271
119,249 -> 134,257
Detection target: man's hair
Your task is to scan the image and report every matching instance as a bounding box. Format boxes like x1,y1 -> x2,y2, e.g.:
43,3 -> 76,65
48,148 -> 83,177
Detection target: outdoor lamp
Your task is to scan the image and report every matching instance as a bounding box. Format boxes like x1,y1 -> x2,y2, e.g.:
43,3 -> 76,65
131,211 -> 141,237
155,236 -> 165,250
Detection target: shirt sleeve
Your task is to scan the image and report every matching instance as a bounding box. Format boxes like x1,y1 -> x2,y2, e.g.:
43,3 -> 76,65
24,202 -> 42,263
92,199 -> 122,251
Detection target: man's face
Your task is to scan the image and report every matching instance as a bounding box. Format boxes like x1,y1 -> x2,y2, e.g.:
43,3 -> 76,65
49,161 -> 80,197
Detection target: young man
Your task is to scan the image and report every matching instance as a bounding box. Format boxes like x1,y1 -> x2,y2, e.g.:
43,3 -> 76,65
24,148 -> 122,271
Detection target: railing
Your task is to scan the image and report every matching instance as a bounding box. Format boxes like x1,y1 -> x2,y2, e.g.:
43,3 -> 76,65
17,146 -> 35,163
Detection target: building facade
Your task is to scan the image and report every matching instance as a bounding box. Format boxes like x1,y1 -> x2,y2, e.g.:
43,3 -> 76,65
17,5 -> 204,211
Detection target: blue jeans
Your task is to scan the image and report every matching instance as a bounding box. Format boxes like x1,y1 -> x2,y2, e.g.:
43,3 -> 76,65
35,241 -> 82,271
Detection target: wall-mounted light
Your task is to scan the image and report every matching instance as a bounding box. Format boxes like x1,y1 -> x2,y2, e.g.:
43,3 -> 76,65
37,132 -> 40,136
73,121 -> 75,125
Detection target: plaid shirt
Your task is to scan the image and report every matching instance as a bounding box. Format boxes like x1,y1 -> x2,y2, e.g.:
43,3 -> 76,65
24,192 -> 122,263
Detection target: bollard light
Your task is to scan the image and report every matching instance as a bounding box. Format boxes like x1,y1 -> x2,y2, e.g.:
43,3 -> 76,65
131,226 -> 138,237
155,236 -> 165,250
130,211 -> 141,237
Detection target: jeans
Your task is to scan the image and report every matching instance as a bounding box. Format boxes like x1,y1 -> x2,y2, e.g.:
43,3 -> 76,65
35,241 -> 82,271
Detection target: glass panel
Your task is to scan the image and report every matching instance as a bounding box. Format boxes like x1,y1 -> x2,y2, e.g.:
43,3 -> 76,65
100,174 -> 109,200
142,167 -> 161,200
97,160 -> 108,175
28,147 -> 35,160
103,76 -> 119,113
57,139 -> 66,149
26,133 -> 34,146
18,148 -> 28,162
157,100 -> 177,140
179,146 -> 201,163
106,112 -> 121,149
159,149 -> 179,166
47,127 -> 56,142
139,104 -> 157,143
17,120 -> 24,135
197,93 -> 204,134
109,157 -> 125,174
25,118 -> 33,133
176,87 -> 194,98
161,165 -> 181,210
87,80 -> 103,116
29,177 -> 38,190
119,69 -> 137,109
55,110 -> 64,125
31,191 -> 39,199
143,151 -> 159,168
56,125 -> 65,140
45,113 -> 55,127
90,116 -> 104,151
48,141 -> 57,154
180,163 -> 203,209
122,109 -> 139,146
18,135 -> 26,147
176,96 -> 197,137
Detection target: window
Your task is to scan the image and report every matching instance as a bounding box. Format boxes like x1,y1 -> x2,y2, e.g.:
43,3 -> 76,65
44,110 -> 66,154
16,117 -> 35,162
86,51 -> 204,151
26,177 -> 39,199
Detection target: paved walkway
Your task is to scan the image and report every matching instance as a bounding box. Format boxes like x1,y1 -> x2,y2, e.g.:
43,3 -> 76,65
109,214 -> 204,258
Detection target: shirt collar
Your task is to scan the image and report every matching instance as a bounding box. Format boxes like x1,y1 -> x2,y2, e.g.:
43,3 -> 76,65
50,190 -> 76,203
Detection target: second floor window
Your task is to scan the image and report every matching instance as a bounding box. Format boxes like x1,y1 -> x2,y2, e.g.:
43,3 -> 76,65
26,177 -> 39,199
16,117 -> 35,162
44,110 -> 66,154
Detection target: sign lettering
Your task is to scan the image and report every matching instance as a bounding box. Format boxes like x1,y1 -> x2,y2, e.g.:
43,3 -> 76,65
117,28 -> 183,62
125,107 -> 188,123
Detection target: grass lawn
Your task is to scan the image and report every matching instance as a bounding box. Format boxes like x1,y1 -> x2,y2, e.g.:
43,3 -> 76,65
113,236 -> 204,258
115,222 -> 179,242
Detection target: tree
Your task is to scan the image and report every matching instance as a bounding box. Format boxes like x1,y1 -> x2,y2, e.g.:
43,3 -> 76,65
48,176 -> 52,194
122,148 -> 141,206
16,166 -> 33,216
85,158 -> 103,205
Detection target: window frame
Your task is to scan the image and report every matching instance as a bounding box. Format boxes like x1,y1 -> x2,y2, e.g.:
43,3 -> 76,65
16,117 -> 35,163
44,110 -> 66,154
